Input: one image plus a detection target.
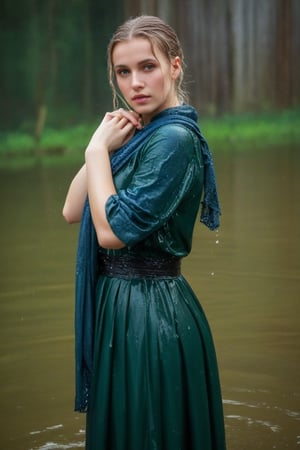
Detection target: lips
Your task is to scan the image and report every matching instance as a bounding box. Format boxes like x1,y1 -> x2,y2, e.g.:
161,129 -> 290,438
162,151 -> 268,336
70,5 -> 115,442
132,95 -> 150,104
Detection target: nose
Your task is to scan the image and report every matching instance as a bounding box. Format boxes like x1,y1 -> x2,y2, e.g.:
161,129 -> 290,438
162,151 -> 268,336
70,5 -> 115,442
131,71 -> 144,89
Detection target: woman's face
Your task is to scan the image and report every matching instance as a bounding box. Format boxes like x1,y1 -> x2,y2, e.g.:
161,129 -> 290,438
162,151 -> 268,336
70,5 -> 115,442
112,38 -> 181,124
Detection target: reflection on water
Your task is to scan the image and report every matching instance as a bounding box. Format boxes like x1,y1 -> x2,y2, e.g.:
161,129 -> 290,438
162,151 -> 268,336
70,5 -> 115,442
0,146 -> 299,450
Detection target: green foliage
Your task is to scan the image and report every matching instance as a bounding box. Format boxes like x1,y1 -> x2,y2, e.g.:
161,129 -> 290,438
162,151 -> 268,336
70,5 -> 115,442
41,124 -> 96,153
0,122 -> 94,157
0,132 -> 34,155
201,108 -> 300,150
1,109 -> 299,169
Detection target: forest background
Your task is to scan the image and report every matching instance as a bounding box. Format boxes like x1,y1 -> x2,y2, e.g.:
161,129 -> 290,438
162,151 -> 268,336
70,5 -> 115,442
1,0 -> 299,167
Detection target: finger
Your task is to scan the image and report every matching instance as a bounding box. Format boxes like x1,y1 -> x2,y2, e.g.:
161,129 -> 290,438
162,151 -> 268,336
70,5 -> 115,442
120,124 -> 137,144
119,120 -> 136,136
117,116 -> 128,127
114,108 -> 142,128
108,114 -> 123,123
118,118 -> 136,134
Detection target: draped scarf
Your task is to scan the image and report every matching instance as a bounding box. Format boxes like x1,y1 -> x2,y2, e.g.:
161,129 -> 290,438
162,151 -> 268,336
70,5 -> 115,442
74,105 -> 221,412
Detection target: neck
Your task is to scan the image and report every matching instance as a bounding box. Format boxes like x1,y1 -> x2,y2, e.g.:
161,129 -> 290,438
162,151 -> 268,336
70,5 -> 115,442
141,99 -> 180,125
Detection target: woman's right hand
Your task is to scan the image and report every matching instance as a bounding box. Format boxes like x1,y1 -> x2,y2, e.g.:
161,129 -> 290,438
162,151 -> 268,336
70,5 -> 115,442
86,108 -> 142,156
82,108 -> 142,248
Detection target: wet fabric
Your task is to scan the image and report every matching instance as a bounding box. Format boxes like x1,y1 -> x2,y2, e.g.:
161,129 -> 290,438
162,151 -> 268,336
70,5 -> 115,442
74,105 -> 222,414
86,276 -> 226,450
80,106 -> 226,448
110,105 -> 221,231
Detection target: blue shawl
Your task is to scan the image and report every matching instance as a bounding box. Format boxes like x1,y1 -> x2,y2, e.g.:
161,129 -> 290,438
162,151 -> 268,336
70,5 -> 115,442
74,105 -> 221,412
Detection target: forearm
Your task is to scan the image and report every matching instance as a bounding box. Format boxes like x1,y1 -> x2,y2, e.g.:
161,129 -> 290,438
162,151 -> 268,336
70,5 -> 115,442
62,164 -> 87,223
68,109 -> 138,245
85,148 -> 125,249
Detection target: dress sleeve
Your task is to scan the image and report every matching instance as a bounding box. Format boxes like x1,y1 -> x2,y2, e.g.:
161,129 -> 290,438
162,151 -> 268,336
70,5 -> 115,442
105,124 -> 201,247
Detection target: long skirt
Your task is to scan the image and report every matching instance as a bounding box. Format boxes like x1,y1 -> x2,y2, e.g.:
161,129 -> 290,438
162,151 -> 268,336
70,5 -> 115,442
85,275 -> 226,450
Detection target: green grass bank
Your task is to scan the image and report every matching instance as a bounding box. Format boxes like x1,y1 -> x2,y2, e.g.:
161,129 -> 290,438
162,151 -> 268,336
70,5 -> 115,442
0,108 -> 299,169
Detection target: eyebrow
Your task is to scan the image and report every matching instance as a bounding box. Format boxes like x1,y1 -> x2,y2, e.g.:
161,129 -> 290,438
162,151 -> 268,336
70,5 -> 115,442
114,58 -> 157,69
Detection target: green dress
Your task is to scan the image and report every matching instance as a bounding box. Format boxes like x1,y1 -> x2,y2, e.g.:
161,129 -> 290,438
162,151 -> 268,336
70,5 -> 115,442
85,122 -> 226,449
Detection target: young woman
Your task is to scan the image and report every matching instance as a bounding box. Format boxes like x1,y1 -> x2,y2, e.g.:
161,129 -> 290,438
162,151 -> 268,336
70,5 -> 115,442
63,15 -> 226,450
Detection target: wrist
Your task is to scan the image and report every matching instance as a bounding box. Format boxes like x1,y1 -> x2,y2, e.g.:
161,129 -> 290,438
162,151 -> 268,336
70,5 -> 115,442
85,143 -> 108,159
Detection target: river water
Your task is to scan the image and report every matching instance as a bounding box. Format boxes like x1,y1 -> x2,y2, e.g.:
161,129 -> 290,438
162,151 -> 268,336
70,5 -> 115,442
0,145 -> 299,450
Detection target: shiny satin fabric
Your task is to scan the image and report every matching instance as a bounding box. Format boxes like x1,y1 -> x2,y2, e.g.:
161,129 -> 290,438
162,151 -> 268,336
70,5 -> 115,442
86,275 -> 226,449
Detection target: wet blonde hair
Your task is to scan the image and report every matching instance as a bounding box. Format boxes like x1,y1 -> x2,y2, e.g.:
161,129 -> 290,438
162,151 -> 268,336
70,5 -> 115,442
107,15 -> 188,109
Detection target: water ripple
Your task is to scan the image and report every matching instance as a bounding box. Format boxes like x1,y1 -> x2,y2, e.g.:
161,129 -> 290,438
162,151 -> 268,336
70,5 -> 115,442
226,414 -> 281,433
223,397 -> 300,420
31,442 -> 84,450
29,424 -> 85,450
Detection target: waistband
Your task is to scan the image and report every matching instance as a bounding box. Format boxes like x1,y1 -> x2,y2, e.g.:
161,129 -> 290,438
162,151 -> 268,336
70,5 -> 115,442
98,253 -> 181,279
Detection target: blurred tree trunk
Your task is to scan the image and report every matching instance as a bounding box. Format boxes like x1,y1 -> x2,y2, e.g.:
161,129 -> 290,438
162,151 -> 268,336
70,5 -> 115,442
276,0 -> 292,108
231,0 -> 277,112
124,0 -> 174,21
172,0 -> 233,115
82,2 -> 93,117
291,0 -> 300,106
124,0 -> 140,17
32,0 -> 57,153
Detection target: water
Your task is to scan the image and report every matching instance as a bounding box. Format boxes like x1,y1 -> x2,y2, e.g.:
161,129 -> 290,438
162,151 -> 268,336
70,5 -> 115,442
0,146 -> 299,449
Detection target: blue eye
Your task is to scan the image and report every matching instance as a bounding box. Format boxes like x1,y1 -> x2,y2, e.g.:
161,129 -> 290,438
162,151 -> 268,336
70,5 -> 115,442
117,69 -> 129,76
144,64 -> 155,71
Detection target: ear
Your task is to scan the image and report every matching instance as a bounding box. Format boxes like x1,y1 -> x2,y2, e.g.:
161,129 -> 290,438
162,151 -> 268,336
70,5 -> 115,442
170,56 -> 181,80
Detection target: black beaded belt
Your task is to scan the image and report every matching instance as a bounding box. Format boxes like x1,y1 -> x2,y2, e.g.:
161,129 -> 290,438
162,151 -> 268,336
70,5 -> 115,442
98,253 -> 181,279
